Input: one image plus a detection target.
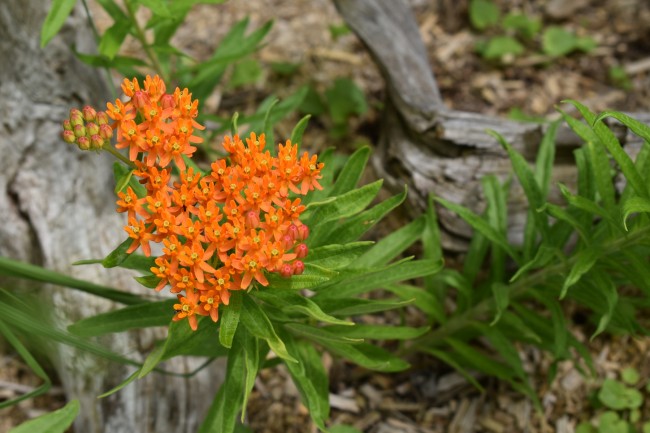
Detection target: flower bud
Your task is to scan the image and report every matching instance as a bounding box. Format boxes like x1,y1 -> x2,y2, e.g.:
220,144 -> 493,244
90,134 -> 104,150
286,223 -> 299,241
62,119 -> 72,131
82,105 -> 97,122
76,136 -> 90,150
99,124 -> 113,140
132,90 -> 150,110
279,263 -> 293,278
292,260 -> 305,275
96,111 -> 109,125
295,243 -> 308,259
86,122 -> 99,136
62,130 -> 76,144
281,234 -> 294,250
297,224 -> 309,241
69,108 -> 84,127
73,124 -> 86,138
245,210 -> 260,229
161,93 -> 175,110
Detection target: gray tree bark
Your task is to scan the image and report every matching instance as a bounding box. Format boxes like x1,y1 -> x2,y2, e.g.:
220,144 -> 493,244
0,2 -> 223,432
334,0 -> 650,251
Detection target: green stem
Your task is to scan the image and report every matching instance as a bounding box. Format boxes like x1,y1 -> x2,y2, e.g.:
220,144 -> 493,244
104,145 -> 136,168
403,224 -> 650,355
124,0 -> 168,81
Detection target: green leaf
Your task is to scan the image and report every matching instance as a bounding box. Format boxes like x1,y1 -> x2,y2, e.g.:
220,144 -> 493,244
252,289 -> 353,326
8,399 -> 79,433
219,291 -> 242,349
318,298 -> 415,316
502,13 -> 541,39
230,58 -> 262,89
102,237 -> 134,268
314,259 -> 443,299
356,216 -> 425,268
284,323 -> 363,344
598,379 -> 643,410
597,411 -> 628,433
198,341 -> 246,433
240,327 -> 260,421
536,121 -> 560,199
560,247 -> 599,299
0,256 -> 144,305
469,0 -> 500,30
68,300 -> 174,336
622,197 -> 650,230
329,146 -> 370,197
265,267 -> 333,290
240,296 -> 297,363
621,367 -> 640,385
542,27 -> 580,57
0,320 -> 51,409
230,112 -> 239,136
318,339 -> 409,372
384,284 -> 444,322
290,115 -> 311,147
98,19 -> 132,59
40,0 -> 77,47
490,283 -> 509,325
281,332 -> 329,431
324,324 -> 429,340
114,169 -> 135,194
435,195 -> 520,263
325,78 -> 367,127
304,179 -> 383,227
306,242 -> 374,270
163,317 -> 228,359
482,175 -> 507,282
589,272 -> 618,340
138,342 -> 167,379
136,0 -> 172,17
481,36 -> 524,59
595,110 -> 650,144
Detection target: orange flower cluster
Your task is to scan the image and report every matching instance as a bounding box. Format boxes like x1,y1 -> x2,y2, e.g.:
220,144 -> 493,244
103,76 -> 323,330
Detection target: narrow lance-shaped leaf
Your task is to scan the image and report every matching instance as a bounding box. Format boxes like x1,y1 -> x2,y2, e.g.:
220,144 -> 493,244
8,399 -> 79,433
240,296 -> 297,363
560,247 -> 600,299
329,146 -> 371,197
356,216 -> 425,268
40,0 -> 77,47
252,289 -> 353,326
219,291 -> 242,349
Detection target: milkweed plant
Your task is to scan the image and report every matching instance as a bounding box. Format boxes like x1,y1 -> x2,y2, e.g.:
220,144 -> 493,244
3,0 -> 650,431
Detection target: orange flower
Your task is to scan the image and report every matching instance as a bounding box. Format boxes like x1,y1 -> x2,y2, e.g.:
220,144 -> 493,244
173,290 -> 201,331
124,217 -> 153,256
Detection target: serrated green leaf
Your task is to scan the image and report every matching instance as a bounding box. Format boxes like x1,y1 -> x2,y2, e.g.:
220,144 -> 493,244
68,300 -> 174,337
219,291 -> 242,348
241,296 -> 297,363
40,0 -> 77,48
8,399 -> 79,433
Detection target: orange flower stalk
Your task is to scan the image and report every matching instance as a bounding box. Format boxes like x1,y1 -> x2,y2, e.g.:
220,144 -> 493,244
63,75 -> 324,330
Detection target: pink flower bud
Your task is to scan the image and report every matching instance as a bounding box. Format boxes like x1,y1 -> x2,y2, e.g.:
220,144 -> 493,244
62,130 -> 76,144
96,111 -> 109,125
292,260 -> 305,275
279,263 -> 293,278
86,122 -> 99,136
62,119 -> 72,131
82,105 -> 97,122
287,224 -> 299,241
73,124 -> 86,138
245,210 -> 260,228
281,234 -> 294,250
90,134 -> 104,149
295,243 -> 308,259
132,90 -> 150,110
76,136 -> 90,150
297,224 -> 309,241
99,124 -> 113,140
161,94 -> 175,110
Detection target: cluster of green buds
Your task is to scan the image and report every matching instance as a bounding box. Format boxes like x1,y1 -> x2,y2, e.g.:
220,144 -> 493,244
62,106 -> 113,151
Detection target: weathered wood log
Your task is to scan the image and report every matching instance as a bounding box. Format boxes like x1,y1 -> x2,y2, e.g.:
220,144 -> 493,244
0,2 -> 223,432
334,0 -> 650,251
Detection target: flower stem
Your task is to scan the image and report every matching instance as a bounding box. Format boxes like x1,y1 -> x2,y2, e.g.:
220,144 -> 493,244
124,0 -> 168,82
104,145 -> 136,168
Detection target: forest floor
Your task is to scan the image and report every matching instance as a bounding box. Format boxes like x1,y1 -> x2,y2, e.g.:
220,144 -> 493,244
2,0 -> 650,432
